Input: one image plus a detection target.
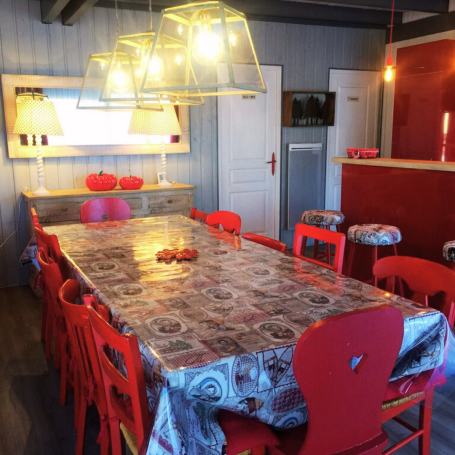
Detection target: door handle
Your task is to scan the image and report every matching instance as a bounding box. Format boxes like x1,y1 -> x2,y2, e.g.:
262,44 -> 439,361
267,152 -> 276,176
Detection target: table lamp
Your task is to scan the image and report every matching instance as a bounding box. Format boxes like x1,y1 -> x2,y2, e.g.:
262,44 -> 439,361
128,105 -> 181,187
13,93 -> 63,196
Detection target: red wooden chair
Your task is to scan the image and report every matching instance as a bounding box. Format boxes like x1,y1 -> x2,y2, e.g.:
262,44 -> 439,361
59,280 -> 110,455
269,305 -> 404,455
31,207 -> 41,228
242,233 -> 287,254
373,256 -> 455,328
87,305 -> 151,455
206,210 -> 241,235
190,207 -> 208,223
218,410 -> 279,455
292,223 -> 346,274
34,226 -> 65,275
80,198 -> 131,224
36,250 -> 75,409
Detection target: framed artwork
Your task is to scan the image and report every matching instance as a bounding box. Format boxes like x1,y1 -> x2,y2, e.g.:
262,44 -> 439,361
283,91 -> 336,127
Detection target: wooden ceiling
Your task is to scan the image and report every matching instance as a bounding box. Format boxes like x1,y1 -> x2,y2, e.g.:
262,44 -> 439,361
38,0 -> 450,30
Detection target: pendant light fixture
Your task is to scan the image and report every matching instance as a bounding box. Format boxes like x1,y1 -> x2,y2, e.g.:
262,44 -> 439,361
384,0 -> 395,83
140,1 -> 267,98
100,0 -> 204,106
78,0 -> 202,109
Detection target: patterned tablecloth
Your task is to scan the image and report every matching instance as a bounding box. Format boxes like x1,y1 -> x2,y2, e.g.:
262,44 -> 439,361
45,215 -> 448,455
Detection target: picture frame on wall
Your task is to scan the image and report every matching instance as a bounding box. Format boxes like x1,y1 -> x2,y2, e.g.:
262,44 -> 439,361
283,91 -> 336,127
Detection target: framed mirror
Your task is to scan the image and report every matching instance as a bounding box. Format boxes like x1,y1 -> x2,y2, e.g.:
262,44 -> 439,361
1,74 -> 190,158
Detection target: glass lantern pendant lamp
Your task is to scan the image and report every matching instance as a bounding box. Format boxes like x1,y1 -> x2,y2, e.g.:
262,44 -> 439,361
140,1 -> 267,98
100,31 -> 204,106
77,51 -> 164,110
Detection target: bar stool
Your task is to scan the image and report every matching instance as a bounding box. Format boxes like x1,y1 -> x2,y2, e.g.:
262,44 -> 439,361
301,210 -> 345,265
346,224 -> 402,286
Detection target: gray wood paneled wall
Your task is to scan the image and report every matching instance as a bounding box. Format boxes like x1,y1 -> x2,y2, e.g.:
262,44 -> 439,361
0,0 -> 385,287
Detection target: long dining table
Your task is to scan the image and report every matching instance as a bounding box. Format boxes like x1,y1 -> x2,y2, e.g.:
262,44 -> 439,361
45,215 -> 450,455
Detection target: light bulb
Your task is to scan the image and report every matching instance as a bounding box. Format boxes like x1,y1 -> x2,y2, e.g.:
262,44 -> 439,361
146,55 -> 164,81
176,55 -> 182,65
229,33 -> 237,46
110,68 -> 131,92
178,24 -> 183,35
384,66 -> 393,82
192,30 -> 222,66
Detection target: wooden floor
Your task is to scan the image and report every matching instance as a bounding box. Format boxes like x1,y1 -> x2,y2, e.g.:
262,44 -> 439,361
1,285 -> 455,455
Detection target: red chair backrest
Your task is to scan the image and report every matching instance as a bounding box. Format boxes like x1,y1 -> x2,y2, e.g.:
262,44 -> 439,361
242,233 -> 287,253
292,223 -> 346,274
293,305 -> 403,455
373,256 -> 455,328
206,211 -> 241,235
80,198 -> 131,223
31,207 -> 42,229
37,249 -> 64,315
86,305 -> 151,449
59,280 -> 107,412
34,226 -> 65,274
190,207 -> 208,223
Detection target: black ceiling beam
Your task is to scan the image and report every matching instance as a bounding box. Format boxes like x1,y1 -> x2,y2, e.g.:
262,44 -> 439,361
389,10 -> 455,43
96,0 -> 402,28
283,0 -> 449,14
40,0 -> 71,23
61,0 -> 99,25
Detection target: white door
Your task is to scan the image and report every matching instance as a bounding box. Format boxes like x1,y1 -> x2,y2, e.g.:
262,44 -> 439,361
218,65 -> 282,238
325,69 -> 381,210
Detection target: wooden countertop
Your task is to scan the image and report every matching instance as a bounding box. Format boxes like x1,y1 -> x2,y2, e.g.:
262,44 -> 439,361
22,183 -> 196,199
332,157 -> 455,172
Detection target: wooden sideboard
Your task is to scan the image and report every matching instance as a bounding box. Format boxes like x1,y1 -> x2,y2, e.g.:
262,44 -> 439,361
23,183 -> 195,235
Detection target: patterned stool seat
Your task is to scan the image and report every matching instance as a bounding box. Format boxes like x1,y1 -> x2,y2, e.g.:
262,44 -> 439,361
347,224 -> 402,246
301,210 -> 345,226
443,241 -> 455,262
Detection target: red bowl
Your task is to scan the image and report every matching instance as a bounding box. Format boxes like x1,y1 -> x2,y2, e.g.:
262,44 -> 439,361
359,149 -> 379,159
346,149 -> 360,159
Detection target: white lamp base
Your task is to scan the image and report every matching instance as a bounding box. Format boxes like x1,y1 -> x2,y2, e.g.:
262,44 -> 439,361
33,186 -> 51,196
158,179 -> 173,188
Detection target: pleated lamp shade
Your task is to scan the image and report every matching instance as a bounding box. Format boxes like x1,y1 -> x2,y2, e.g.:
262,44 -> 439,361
128,105 -> 181,136
14,99 -> 63,136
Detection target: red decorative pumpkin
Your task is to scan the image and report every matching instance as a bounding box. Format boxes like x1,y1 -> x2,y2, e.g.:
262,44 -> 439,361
119,175 -> 144,190
85,171 -> 117,191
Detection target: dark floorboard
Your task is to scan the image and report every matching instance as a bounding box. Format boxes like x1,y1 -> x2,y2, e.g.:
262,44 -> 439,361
0,285 -> 455,454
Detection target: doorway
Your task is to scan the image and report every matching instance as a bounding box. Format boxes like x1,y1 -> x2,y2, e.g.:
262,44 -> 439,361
218,65 -> 282,239
325,69 -> 381,210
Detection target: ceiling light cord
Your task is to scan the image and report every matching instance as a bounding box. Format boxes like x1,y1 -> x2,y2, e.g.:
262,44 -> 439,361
115,0 -> 119,38
388,0 -> 395,57
149,0 -> 153,31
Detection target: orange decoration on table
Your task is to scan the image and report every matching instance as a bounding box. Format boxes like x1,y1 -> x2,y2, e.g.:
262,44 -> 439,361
156,248 -> 198,263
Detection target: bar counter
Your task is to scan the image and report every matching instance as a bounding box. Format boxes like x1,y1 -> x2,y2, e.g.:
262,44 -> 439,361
333,157 -> 455,279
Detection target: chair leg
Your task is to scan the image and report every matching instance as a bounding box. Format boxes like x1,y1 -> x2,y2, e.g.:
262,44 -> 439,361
76,390 -> 88,455
313,225 -> 320,259
54,325 -> 62,370
419,388 -> 434,455
45,308 -> 54,360
109,419 -> 123,455
251,446 -> 266,455
325,226 -> 331,265
40,294 -> 48,342
372,246 -> 378,287
345,243 -> 356,278
60,348 -> 68,406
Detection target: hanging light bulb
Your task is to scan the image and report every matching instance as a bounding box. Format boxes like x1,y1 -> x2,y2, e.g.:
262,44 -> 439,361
147,55 -> 165,80
192,13 -> 223,66
384,55 -> 394,82
384,0 -> 395,82
110,62 -> 131,91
